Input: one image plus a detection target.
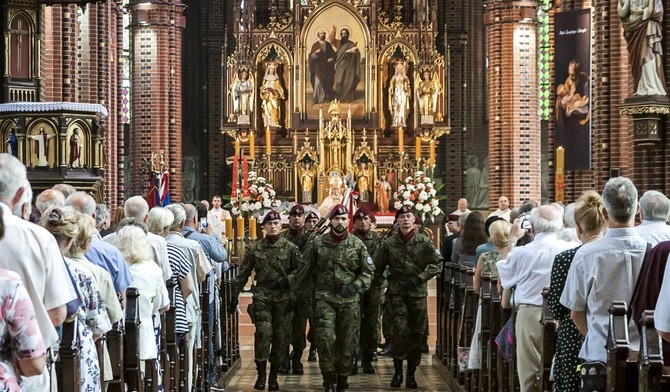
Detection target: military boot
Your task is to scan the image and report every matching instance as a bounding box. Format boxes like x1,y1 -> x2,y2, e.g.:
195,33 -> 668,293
361,350 -> 375,374
350,354 -> 358,375
308,345 -> 317,361
390,359 -> 403,388
292,350 -> 304,375
322,372 -> 336,392
278,356 -> 291,374
267,363 -> 280,391
406,358 -> 418,389
254,361 -> 267,390
336,374 -> 349,391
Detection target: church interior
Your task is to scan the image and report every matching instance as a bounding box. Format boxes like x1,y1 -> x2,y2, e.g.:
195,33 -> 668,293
3,0 -> 670,391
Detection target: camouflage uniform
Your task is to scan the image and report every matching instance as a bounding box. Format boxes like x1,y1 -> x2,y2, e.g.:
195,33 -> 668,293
280,228 -> 316,367
290,232 -> 374,386
373,231 -> 442,364
231,236 -> 302,365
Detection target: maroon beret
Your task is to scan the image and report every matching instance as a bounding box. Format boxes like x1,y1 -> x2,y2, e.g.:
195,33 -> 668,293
289,204 -> 305,216
447,214 -> 460,222
306,211 -> 319,221
395,205 -> 413,220
414,215 -> 423,225
330,204 -> 349,217
261,210 -> 281,225
354,209 -> 370,220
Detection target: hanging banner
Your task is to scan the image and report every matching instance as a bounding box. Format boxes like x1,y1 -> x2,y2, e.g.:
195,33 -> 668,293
554,9 -> 591,171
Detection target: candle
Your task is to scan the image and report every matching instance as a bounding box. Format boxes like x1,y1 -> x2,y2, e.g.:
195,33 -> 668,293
231,154 -> 238,198
242,155 -> 250,197
249,216 -> 257,239
556,146 -> 565,171
265,126 -> 271,156
398,127 -> 404,154
235,139 -> 240,158
430,140 -> 436,166
236,215 -> 244,238
415,137 -> 421,160
225,217 -> 233,237
249,132 -> 255,160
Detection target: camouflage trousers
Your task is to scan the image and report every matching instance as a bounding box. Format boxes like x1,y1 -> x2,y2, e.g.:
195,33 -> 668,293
314,298 -> 360,376
355,288 -> 382,351
388,294 -> 427,364
381,288 -> 394,342
289,293 -> 314,356
252,295 -> 291,364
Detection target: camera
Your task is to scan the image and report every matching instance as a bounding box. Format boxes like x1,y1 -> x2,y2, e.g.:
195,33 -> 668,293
200,217 -> 208,229
520,215 -> 531,230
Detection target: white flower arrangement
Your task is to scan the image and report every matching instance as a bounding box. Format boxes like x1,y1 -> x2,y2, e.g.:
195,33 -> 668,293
229,171 -> 281,217
393,171 -> 444,222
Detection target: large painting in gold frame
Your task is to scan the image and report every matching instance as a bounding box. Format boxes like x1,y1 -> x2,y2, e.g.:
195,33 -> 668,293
302,3 -> 368,120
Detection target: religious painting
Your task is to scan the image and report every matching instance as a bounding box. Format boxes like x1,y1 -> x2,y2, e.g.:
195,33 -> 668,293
27,121 -> 57,168
9,12 -> 34,79
303,4 -> 368,119
66,123 -> 86,169
554,9 -> 591,171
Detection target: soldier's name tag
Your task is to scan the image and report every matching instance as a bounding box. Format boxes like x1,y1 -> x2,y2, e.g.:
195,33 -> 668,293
367,256 -> 374,265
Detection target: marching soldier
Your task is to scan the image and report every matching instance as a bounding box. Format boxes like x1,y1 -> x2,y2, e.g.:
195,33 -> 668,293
372,205 -> 443,389
286,205 -> 374,392
228,210 -> 302,391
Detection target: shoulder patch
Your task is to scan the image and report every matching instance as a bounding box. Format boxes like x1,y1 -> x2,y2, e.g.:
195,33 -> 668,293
367,256 -> 374,265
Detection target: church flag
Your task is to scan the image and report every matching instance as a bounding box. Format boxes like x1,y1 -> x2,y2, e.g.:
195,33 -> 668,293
146,175 -> 158,209
157,171 -> 171,207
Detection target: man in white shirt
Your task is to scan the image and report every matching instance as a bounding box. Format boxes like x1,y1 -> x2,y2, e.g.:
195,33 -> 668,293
0,154 -> 78,389
489,195 -> 512,221
207,195 -> 232,240
561,177 -> 646,366
496,205 -> 572,392
635,190 -> 670,246
450,198 -> 471,216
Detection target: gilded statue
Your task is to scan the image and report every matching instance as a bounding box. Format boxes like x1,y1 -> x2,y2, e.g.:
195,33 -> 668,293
416,68 -> 441,123
388,62 -> 411,127
230,68 -> 254,125
356,161 -> 371,203
319,172 -> 344,217
260,62 -> 285,128
375,175 -> 392,213
300,161 -> 316,203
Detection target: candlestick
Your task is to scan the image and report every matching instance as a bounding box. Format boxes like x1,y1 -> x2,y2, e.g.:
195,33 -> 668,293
236,215 -> 244,239
398,127 -> 404,154
556,146 -> 564,171
249,132 -> 255,160
265,126 -> 271,156
231,154 -> 238,198
430,140 -> 436,166
242,155 -> 250,197
225,217 -> 233,237
415,137 -> 421,160
235,139 -> 240,158
249,216 -> 257,239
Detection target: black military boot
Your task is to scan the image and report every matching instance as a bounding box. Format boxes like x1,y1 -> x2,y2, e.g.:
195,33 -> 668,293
308,345 -> 317,361
267,363 -> 280,391
361,350 -> 375,374
390,358 -> 403,388
292,350 -> 304,375
278,355 -> 291,374
254,361 -> 267,390
322,372 -> 336,392
336,374 -> 349,391
406,357 -> 419,389
350,354 -> 358,375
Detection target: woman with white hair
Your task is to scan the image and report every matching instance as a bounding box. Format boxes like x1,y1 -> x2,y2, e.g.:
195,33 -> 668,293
111,225 -> 169,371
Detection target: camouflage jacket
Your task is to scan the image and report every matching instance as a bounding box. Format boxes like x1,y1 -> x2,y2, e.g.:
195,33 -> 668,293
281,228 -> 317,254
373,231 -> 443,297
290,232 -> 374,304
353,229 -> 381,258
232,236 -> 302,300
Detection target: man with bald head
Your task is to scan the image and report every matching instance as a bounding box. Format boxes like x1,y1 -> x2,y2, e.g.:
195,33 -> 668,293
36,188 -> 65,213
451,198 -> 471,216
52,183 -> 77,198
496,205 -> 572,392
490,195 -> 512,221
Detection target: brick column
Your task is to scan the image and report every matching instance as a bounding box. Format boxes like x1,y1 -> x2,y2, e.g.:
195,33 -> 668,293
485,0 -> 541,206
128,1 -> 185,200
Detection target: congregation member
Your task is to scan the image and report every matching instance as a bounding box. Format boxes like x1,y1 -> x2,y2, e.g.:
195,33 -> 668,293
557,202 -> 580,243
451,198 -> 471,216
489,195 -> 512,221
635,190 -> 670,246
35,188 -> 65,213
497,204 -> 572,392
475,215 -> 507,261
96,203 -> 111,236
451,211 -> 487,268
372,205 -> 442,389
440,213 -> 461,262
228,210 -> 302,391
561,177 -> 646,392
548,191 -> 606,392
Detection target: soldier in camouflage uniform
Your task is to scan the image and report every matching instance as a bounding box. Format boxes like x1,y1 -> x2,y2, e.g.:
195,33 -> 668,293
305,210 -> 320,232
372,205 -> 443,389
227,210 -> 302,391
288,205 -> 374,392
351,209 -> 381,375
304,209 -> 321,361
279,204 -> 316,374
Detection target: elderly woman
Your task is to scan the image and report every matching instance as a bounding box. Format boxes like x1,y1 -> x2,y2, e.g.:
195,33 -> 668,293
548,191 -> 605,392
110,225 -> 169,370
41,207 -> 111,392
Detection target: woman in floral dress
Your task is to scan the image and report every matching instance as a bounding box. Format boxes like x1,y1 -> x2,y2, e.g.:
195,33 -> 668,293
41,207 -> 112,391
548,191 -> 606,392
0,269 -> 47,391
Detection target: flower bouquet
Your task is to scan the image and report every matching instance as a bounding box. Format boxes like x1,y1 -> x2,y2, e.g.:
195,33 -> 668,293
393,171 -> 444,222
228,171 -> 281,217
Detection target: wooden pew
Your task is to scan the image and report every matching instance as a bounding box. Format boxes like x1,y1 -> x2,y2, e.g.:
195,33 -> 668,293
489,276 -> 502,392
106,320 -> 125,392
478,273 -> 493,392
444,262 -> 459,374
638,310 -> 670,391
197,274 -> 212,391
464,268 -> 479,391
57,320 -> 81,392
164,280 -> 180,392
124,287 -> 144,392
606,301 -> 637,391
539,287 -> 556,392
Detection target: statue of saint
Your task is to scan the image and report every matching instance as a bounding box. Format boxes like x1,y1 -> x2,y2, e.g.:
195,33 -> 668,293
319,172 -> 344,217
618,0 -> 668,96
389,62 -> 411,127
5,130 -> 17,157
356,161 -> 371,203
375,175 -> 392,213
27,127 -> 55,167
416,69 -> 440,123
232,68 -> 254,125
69,129 -> 81,167
260,62 -> 285,128
300,161 -> 316,203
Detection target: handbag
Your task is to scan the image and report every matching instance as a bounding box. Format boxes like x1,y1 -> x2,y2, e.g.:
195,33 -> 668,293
495,316 -> 515,362
456,300 -> 471,372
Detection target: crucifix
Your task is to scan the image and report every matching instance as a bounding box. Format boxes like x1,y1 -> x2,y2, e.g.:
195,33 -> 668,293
10,19 -> 29,73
